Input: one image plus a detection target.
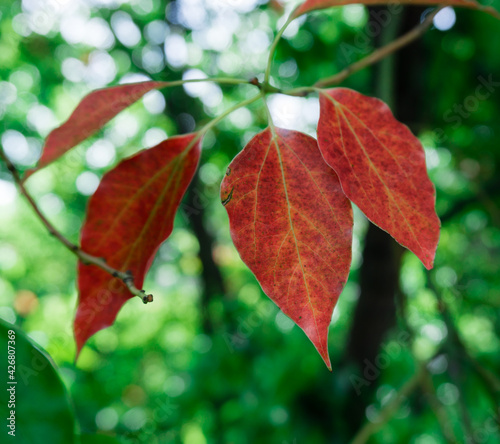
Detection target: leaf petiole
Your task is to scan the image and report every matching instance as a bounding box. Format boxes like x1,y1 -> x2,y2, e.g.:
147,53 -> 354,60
264,7 -> 299,86
158,77 -> 252,89
197,94 -> 262,137
281,86 -> 318,97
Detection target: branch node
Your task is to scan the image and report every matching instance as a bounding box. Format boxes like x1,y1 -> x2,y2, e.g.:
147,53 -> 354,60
248,77 -> 282,94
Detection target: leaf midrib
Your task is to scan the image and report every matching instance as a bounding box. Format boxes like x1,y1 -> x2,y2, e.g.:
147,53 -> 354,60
117,156 -> 185,275
267,125 -> 323,353
52,84 -> 158,152
322,92 -> 426,254
91,141 -> 194,252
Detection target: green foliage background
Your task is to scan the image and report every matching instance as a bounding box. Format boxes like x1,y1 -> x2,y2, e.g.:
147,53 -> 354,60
0,0 -> 499,443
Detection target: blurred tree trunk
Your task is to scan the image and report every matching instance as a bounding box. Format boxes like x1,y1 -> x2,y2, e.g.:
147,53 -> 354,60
186,173 -> 226,334
346,227 -> 403,365
165,90 -> 225,335
341,6 -> 425,437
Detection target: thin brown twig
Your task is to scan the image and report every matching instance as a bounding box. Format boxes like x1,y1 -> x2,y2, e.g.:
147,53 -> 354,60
351,364 -> 426,444
426,274 -> 496,442
0,148 -> 153,304
420,368 -> 460,444
431,281 -> 500,424
314,6 -> 445,89
0,94 -> 260,306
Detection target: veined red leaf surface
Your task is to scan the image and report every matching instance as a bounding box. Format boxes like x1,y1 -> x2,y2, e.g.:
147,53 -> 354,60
25,81 -> 167,179
293,0 -> 500,19
75,133 -> 201,354
317,88 -> 440,269
221,127 -> 353,369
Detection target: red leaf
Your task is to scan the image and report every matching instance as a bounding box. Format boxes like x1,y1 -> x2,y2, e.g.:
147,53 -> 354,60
74,134 -> 201,354
25,81 -> 167,179
293,0 -> 500,19
221,127 -> 353,369
317,88 -> 440,269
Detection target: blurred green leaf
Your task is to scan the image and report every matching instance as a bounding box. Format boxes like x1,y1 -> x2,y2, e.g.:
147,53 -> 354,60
0,319 -> 76,444
80,434 -> 120,444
